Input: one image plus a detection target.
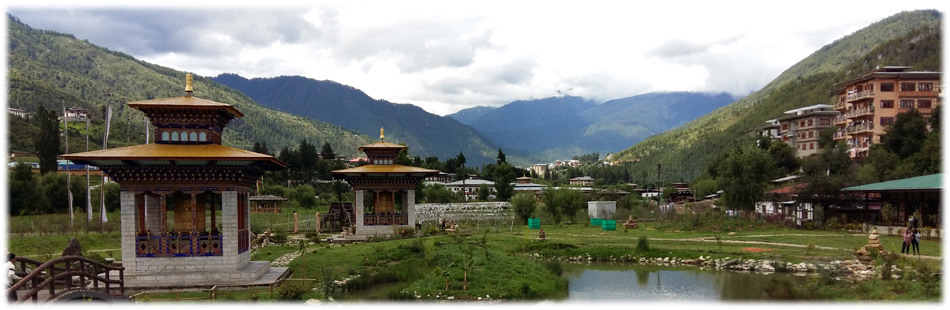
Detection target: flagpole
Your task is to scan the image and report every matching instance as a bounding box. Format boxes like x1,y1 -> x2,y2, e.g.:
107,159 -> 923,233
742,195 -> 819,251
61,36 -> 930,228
86,114 -> 92,233
100,94 -> 114,233
63,97 -> 73,230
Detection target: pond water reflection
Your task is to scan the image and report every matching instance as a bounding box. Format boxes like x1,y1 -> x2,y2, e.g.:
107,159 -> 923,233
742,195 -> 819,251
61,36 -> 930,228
563,262 -> 809,301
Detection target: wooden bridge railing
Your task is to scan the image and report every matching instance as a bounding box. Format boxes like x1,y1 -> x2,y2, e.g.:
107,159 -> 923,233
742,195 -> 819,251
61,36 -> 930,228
7,256 -> 125,304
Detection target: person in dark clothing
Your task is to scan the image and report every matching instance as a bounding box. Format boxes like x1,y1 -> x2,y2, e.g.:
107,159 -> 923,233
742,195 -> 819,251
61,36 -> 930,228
6,253 -> 19,303
911,229 -> 921,255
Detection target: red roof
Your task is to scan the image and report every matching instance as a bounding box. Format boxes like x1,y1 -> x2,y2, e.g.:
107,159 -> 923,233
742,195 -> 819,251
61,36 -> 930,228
768,183 -> 808,194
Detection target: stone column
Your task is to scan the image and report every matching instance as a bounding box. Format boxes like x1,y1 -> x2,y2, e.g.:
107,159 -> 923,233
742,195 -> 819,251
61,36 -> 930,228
316,213 -> 321,233
293,212 -> 299,233
354,190 -> 364,232
221,191 -> 238,270
119,191 -> 137,273
406,190 -> 416,227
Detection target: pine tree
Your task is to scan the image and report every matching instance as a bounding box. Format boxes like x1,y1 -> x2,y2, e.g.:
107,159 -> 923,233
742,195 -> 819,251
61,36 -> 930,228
34,106 -> 60,174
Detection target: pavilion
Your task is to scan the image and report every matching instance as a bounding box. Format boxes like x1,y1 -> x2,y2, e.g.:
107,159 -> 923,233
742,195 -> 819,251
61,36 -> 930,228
331,129 -> 438,236
63,74 -> 289,288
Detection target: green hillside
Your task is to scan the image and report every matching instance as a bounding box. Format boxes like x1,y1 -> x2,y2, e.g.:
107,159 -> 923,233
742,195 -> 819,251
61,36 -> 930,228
6,14 -> 374,158
612,10 -> 942,181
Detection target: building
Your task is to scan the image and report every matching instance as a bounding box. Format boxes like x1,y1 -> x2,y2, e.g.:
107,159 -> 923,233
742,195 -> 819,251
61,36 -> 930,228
65,106 -> 88,120
830,66 -> 941,158
777,104 -> 839,157
444,179 -> 495,201
842,173 -> 941,228
424,172 -> 455,183
7,108 -> 32,118
62,74 -> 289,288
756,119 -> 781,139
569,176 -> 595,186
530,164 -> 547,176
331,128 -> 439,236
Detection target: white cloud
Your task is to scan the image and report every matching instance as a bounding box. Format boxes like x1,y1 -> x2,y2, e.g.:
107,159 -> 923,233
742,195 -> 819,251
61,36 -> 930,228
7,1 -> 946,115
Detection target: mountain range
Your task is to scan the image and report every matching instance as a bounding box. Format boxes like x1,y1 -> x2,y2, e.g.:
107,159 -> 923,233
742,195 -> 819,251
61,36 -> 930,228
449,92 -> 738,160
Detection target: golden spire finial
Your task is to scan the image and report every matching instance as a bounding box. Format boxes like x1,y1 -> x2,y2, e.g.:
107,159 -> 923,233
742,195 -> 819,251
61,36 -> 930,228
380,127 -> 385,141
184,73 -> 194,97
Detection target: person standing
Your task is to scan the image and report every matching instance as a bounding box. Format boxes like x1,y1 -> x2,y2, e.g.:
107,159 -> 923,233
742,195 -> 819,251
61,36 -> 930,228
901,228 -> 913,254
6,253 -> 19,303
911,229 -> 921,255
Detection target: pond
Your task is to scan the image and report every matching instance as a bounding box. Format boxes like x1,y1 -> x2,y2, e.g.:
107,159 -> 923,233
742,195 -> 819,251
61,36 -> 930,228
562,262 -> 810,301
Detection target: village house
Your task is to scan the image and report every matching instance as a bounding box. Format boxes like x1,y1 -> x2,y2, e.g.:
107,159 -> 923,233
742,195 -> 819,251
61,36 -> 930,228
569,176 -> 595,186
7,107 -> 32,118
830,66 -> 941,158
776,104 -> 839,157
444,179 -> 496,201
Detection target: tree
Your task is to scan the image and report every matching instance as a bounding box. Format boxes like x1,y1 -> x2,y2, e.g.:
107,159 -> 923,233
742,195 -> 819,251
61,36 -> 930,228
252,141 -> 270,155
8,163 -> 40,215
423,184 -> 457,203
882,109 -> 928,158
493,163 -> 516,201
541,188 -> 563,224
717,146 -> 776,211
496,148 -> 506,165
459,254 -> 477,291
320,142 -> 336,161
34,106 -> 60,174
477,184 -> 491,201
330,180 -> 350,202
560,189 -> 586,224
768,141 -> 800,175
511,193 -> 538,224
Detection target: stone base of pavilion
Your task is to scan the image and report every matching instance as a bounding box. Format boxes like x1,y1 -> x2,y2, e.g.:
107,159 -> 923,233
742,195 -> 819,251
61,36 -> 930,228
114,261 -> 290,291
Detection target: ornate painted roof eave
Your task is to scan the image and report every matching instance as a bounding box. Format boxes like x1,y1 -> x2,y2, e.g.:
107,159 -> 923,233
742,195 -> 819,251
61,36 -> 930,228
62,144 -> 287,171
331,164 -> 438,177
357,141 -> 409,151
127,96 -> 245,118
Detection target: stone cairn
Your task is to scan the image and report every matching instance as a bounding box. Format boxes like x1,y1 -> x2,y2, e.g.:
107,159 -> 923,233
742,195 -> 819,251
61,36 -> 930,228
623,215 -> 639,229
536,227 -> 546,240
854,229 -> 887,264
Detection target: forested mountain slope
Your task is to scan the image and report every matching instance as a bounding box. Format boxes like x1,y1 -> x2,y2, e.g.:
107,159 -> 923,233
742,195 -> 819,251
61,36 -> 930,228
210,74 -> 504,166
6,14 -> 374,158
611,9 -> 942,181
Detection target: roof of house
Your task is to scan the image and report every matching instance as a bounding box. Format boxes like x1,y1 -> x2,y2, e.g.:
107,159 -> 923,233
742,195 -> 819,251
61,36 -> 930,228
772,175 -> 800,183
332,164 -> 438,175
445,179 -> 495,186
570,176 -> 595,181
842,173 -> 942,192
127,96 -> 244,118
768,183 -> 808,194
250,195 -> 288,201
61,143 -> 287,170
357,141 -> 408,151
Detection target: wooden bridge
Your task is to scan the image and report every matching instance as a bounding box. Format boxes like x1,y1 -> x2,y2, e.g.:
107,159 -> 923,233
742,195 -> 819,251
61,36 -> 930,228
7,256 -> 130,304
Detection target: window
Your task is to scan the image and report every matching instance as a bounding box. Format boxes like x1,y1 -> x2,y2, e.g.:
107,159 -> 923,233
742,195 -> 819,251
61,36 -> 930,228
162,131 -> 169,141
782,123 -> 788,130
190,132 -> 197,141
918,100 -> 932,108
881,100 -> 894,108
171,131 -> 179,141
800,121 -> 805,127
900,100 -> 914,109
807,119 -> 813,126
880,83 -> 894,92
901,82 -> 916,91
199,132 -> 207,142
880,117 -> 894,126
819,118 -> 831,126
918,82 -> 933,91
810,143 -> 814,150
808,131 -> 813,138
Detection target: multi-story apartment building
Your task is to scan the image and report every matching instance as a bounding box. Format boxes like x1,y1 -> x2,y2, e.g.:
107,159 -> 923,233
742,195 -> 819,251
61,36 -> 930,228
777,104 -> 839,157
830,66 -> 941,158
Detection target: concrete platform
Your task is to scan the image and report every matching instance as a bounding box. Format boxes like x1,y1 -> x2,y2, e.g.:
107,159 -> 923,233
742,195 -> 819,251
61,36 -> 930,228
117,261 -> 290,291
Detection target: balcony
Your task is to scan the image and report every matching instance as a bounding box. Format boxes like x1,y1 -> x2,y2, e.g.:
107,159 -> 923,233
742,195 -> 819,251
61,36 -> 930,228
847,90 -> 874,103
846,122 -> 874,134
834,116 -> 848,125
833,130 -> 848,140
834,101 -> 848,110
846,107 -> 874,119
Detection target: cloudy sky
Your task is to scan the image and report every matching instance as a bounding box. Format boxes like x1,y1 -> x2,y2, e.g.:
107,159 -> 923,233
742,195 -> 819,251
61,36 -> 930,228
6,1 -> 946,115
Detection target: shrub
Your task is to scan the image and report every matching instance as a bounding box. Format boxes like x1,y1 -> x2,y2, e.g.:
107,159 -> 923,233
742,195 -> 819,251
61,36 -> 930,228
270,229 -> 289,244
543,260 -> 563,276
764,278 -> 798,300
275,281 -> 310,300
636,236 -> 650,253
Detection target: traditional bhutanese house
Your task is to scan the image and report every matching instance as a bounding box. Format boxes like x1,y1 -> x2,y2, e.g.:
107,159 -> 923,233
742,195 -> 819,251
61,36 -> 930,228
756,183 -> 809,224
62,74 -> 288,288
331,129 -> 438,236
842,173 -> 941,228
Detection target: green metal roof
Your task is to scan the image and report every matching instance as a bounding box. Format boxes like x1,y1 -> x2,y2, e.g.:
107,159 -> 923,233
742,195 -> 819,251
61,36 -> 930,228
842,173 -> 942,192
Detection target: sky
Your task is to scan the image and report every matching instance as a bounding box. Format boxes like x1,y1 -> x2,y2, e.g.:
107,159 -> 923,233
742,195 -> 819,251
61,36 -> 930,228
4,1 -> 948,116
